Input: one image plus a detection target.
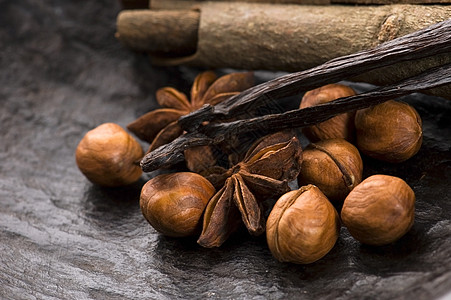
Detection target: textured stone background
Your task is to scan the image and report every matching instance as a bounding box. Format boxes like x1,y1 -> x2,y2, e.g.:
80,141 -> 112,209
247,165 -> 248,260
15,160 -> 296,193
1,1 -> 450,299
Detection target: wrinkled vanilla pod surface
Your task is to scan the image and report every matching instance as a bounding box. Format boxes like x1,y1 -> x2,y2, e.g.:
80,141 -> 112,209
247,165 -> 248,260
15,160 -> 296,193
1,1 -> 450,299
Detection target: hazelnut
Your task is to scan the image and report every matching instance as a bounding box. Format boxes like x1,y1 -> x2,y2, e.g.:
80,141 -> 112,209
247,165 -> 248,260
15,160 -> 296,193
297,138 -> 363,203
300,84 -> 356,142
266,185 -> 340,264
341,175 -> 415,246
75,123 -> 143,187
354,100 -> 423,163
140,172 -> 215,237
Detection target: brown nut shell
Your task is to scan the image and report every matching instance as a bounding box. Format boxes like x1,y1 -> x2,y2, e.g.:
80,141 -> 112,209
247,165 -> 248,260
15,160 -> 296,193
300,84 -> 356,142
266,185 -> 340,264
140,172 -> 215,237
75,123 -> 143,187
341,175 -> 415,246
298,139 -> 363,203
354,100 -> 423,163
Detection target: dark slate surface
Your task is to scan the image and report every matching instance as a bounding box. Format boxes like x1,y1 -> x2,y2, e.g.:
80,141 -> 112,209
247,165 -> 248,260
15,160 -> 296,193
1,1 -> 451,299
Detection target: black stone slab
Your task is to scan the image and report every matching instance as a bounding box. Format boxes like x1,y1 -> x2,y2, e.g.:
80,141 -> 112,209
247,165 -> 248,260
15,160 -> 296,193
1,1 -> 450,299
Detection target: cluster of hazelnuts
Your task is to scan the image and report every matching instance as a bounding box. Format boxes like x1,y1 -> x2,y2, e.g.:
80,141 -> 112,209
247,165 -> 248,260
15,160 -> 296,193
267,84 -> 420,264
75,83 -> 422,265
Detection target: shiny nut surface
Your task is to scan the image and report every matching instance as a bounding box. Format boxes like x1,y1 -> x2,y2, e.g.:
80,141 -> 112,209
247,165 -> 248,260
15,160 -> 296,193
300,84 -> 356,142
341,175 -> 415,246
266,185 -> 340,264
140,172 -> 215,237
355,100 -> 423,163
298,138 -> 363,203
75,122 -> 143,187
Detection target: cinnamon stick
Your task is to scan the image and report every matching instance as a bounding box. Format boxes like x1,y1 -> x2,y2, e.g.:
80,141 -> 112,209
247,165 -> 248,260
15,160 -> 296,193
119,4 -> 451,60
150,0 -> 329,8
116,10 -> 199,55
150,0 -> 451,7
116,3 -> 451,99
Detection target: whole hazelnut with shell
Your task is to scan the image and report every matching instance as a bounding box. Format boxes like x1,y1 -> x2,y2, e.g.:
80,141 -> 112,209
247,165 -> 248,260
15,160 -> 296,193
298,138 -> 363,203
140,172 -> 215,237
75,123 -> 143,187
341,174 -> 415,246
266,185 -> 340,264
300,84 -> 356,142
354,100 -> 423,163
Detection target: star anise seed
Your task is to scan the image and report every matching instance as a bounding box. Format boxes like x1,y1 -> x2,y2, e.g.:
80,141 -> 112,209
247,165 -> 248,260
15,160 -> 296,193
127,71 -> 254,172
197,131 -> 303,248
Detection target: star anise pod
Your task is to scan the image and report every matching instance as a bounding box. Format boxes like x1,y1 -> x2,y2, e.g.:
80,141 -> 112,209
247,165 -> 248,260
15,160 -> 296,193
197,131 -> 303,248
127,71 -> 254,172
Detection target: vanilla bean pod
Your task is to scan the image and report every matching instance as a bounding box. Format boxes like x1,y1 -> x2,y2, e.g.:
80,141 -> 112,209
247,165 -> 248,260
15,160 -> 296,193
140,133 -> 213,171
140,63 -> 451,172
202,63 -> 451,139
178,19 -> 451,131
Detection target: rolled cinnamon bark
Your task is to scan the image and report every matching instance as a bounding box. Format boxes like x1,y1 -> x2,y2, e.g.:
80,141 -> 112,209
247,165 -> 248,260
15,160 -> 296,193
116,10 -> 199,55
150,0 -> 330,8
116,3 -> 451,98
149,0 -> 451,8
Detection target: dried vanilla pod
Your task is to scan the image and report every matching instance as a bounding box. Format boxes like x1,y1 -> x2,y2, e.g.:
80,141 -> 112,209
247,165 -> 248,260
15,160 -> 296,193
127,71 -> 254,172
197,131 -> 303,248
141,63 -> 451,172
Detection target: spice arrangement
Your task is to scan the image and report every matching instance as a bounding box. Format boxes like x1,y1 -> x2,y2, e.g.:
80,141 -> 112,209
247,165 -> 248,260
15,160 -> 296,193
75,7 -> 451,265
4,0 -> 451,298
76,68 -> 430,264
